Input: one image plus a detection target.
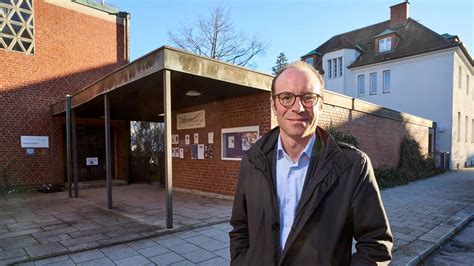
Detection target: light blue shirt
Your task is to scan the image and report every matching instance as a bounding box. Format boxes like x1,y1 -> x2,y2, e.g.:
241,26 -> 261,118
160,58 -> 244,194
276,134 -> 316,250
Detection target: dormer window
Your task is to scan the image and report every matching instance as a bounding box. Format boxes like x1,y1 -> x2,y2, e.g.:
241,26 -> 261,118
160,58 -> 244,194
378,37 -> 392,53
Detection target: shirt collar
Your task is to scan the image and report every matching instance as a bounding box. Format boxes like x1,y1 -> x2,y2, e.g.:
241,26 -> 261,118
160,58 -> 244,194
277,133 -> 316,163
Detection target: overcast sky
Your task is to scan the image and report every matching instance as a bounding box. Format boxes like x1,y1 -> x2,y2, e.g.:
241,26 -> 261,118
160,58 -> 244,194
110,0 -> 473,74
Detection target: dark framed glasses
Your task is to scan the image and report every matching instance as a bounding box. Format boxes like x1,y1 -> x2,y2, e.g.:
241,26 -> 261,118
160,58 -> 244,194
273,92 -> 322,108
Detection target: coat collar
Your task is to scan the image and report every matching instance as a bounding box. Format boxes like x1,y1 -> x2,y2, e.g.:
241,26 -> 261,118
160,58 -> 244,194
280,127 -> 354,262
247,126 -> 354,263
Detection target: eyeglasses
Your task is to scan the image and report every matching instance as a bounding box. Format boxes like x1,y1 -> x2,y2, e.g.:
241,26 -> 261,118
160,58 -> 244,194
273,92 -> 322,108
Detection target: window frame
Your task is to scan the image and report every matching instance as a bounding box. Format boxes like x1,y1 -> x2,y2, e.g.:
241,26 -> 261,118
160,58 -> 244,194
466,116 -> 469,143
378,37 -> 392,53
0,0 -> 35,55
338,57 -> 343,77
357,74 -> 365,96
457,112 -> 461,143
458,66 -> 462,89
467,75 -> 470,95
369,72 -> 377,95
383,70 -> 391,93
327,60 -> 332,79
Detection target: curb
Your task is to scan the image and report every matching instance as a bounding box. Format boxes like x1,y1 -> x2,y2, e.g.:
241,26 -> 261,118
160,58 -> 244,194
391,210 -> 473,266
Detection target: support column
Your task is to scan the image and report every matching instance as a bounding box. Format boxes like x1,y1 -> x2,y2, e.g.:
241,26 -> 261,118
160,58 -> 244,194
72,110 -> 79,198
66,95 -> 72,198
50,116 -> 57,185
163,70 -> 173,229
104,94 -> 113,209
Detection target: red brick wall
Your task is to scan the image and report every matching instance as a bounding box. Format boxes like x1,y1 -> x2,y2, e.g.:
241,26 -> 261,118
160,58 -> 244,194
172,92 -> 272,195
0,1 -> 127,188
171,91 -> 431,195
319,104 -> 430,168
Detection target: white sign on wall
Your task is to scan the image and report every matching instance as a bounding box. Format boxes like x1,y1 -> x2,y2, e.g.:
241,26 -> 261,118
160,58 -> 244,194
86,157 -> 99,166
21,136 -> 49,148
177,110 -> 205,130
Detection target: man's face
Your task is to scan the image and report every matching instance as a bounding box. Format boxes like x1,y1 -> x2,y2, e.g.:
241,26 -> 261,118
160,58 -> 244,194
272,67 -> 323,141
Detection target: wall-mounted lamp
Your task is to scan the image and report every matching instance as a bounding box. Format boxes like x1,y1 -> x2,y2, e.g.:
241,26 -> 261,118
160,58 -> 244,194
185,90 -> 201,96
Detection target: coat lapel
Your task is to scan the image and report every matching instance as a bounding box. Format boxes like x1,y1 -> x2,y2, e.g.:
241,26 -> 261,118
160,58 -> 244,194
280,128 -> 353,261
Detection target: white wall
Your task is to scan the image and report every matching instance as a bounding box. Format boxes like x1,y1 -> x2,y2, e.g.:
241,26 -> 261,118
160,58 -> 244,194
350,49 -> 455,155
451,49 -> 474,169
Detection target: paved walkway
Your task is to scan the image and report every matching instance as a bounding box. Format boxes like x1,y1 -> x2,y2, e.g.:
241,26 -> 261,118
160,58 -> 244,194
1,169 -> 473,265
0,185 -> 232,265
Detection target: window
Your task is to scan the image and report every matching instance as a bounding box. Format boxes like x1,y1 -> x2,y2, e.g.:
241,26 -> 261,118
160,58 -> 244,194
370,73 -> 377,94
467,75 -> 470,95
0,0 -> 35,54
338,57 -> 343,76
472,119 -> 474,143
457,112 -> 461,142
383,70 -> 391,93
358,75 -> 365,96
333,58 -> 337,78
305,57 -> 314,67
327,60 -> 332,79
466,116 -> 469,143
378,37 -> 392,53
458,66 -> 462,89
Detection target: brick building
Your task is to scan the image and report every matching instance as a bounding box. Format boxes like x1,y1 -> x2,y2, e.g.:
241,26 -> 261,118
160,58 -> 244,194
0,0 -> 129,189
2,0 -> 433,202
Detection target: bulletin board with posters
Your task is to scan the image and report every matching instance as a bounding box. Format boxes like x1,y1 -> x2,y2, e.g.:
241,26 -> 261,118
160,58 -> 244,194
221,126 -> 259,160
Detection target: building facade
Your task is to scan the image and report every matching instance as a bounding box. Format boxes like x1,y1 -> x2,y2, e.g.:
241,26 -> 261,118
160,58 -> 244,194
0,0 -> 129,189
302,2 -> 474,169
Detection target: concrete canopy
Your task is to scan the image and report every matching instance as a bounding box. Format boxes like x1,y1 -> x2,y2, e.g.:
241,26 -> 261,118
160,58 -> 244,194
50,46 -> 273,121
49,46 -> 273,228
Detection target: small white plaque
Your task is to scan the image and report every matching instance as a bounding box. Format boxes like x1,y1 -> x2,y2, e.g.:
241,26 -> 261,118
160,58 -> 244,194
21,136 -> 49,148
228,136 -> 235,148
86,157 -> 99,166
194,133 -> 199,144
185,134 -> 190,145
208,132 -> 214,144
172,134 -> 179,144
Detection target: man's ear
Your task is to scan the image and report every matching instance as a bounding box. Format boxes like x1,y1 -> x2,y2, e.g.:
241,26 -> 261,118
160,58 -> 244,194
318,97 -> 324,112
271,97 -> 277,116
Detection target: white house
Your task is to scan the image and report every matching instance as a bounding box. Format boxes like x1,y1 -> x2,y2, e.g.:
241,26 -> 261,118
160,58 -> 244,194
302,1 -> 474,170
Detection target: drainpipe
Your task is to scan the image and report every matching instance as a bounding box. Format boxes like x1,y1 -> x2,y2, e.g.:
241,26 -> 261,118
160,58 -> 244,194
118,11 -> 130,63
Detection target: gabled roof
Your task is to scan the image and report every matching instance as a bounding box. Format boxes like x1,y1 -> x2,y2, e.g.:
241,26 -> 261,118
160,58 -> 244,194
304,18 -> 473,68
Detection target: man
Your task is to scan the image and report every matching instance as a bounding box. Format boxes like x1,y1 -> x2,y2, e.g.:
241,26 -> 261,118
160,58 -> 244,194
229,61 -> 392,265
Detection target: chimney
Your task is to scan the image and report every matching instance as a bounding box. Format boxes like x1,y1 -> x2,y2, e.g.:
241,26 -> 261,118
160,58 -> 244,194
390,1 -> 410,27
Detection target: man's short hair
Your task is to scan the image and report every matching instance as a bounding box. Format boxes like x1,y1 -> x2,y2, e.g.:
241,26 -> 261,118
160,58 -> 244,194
271,61 -> 325,96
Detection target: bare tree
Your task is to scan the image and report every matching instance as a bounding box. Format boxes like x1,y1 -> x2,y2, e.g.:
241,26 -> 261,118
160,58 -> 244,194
168,5 -> 268,67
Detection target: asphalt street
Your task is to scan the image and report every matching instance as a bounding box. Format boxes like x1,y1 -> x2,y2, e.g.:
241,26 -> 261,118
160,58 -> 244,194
421,220 -> 474,265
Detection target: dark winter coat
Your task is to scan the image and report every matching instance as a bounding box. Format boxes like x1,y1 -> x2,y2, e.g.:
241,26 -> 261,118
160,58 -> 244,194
229,127 -> 393,265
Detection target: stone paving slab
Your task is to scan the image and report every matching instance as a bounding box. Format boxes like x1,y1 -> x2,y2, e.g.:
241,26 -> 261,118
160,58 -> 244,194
4,169 -> 474,265
0,185 -> 232,265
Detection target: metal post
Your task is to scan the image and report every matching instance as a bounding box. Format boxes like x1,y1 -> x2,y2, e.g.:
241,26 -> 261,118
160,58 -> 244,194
72,110 -> 79,198
104,94 -> 113,209
50,117 -> 57,185
66,95 -> 72,198
163,70 -> 173,228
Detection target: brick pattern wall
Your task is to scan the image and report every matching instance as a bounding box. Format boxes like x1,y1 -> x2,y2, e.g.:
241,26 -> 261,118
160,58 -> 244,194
172,92 -> 272,195
0,1 -> 126,188
171,91 -> 430,195
319,104 -> 429,168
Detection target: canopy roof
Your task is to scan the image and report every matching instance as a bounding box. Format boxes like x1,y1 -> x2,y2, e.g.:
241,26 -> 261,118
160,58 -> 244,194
50,46 -> 273,121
